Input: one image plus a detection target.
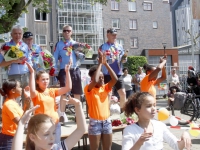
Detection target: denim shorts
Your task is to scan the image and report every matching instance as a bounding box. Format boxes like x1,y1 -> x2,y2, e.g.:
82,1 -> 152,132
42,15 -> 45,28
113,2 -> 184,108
88,118 -> 112,135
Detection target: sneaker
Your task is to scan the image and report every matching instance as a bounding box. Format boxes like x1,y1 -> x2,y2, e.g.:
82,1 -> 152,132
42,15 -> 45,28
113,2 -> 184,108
166,106 -> 171,111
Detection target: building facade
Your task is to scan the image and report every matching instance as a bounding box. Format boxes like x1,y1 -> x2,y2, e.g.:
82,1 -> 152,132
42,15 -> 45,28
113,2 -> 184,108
102,0 -> 173,56
170,0 -> 200,73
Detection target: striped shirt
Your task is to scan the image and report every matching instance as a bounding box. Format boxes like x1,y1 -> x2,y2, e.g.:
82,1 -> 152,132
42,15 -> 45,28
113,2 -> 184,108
52,140 -> 68,150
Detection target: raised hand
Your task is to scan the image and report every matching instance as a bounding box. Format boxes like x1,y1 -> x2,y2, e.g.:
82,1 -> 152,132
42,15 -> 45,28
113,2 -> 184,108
181,131 -> 191,150
102,52 -> 107,65
63,95 -> 81,106
160,55 -> 167,63
24,86 -> 30,98
25,61 -> 34,73
65,59 -> 72,71
97,49 -> 103,64
137,128 -> 153,146
20,105 -> 40,125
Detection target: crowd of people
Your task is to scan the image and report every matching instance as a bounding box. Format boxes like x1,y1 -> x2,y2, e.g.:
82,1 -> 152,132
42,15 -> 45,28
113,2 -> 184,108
0,25 -> 192,150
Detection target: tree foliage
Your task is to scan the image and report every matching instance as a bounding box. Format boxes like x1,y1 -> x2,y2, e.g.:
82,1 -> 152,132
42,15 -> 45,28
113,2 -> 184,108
0,0 -> 134,34
123,56 -> 147,76
0,0 -> 50,34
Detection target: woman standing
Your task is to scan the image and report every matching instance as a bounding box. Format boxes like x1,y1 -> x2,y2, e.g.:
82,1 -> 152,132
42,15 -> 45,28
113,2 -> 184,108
121,68 -> 133,98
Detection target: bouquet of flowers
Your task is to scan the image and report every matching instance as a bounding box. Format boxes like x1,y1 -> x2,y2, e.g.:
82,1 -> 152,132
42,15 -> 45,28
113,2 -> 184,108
72,42 -> 93,58
38,49 -> 55,75
1,44 -> 24,61
120,112 -> 138,125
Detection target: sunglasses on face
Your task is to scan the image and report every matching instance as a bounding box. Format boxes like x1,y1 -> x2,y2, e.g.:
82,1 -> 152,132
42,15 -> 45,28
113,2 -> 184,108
63,29 -> 71,33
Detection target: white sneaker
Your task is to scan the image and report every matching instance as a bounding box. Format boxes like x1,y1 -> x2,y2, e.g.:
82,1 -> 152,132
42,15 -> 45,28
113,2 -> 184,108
59,112 -> 68,125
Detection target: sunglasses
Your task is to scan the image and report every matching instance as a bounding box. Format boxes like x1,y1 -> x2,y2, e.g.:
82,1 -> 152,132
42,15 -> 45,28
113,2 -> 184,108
63,29 -> 71,33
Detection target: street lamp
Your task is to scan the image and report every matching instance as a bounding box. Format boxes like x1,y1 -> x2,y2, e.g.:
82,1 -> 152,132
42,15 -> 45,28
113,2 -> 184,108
162,43 -> 167,55
49,41 -> 54,54
49,42 -> 54,85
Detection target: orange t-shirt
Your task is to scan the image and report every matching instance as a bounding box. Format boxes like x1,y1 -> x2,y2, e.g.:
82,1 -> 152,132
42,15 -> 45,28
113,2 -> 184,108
2,99 -> 23,136
32,88 -> 59,123
140,74 -> 157,98
84,84 -> 112,120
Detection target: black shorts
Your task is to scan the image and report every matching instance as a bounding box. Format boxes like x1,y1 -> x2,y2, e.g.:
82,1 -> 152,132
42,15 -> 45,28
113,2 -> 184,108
58,68 -> 83,95
104,75 -> 124,90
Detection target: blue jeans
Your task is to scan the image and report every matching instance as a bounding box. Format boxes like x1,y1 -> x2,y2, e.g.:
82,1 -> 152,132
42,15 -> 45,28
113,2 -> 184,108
88,118 -> 112,135
126,90 -> 133,99
0,133 -> 13,150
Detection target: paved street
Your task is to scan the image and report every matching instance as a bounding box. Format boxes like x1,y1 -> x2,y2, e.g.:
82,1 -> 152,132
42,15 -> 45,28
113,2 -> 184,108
71,99 -> 200,150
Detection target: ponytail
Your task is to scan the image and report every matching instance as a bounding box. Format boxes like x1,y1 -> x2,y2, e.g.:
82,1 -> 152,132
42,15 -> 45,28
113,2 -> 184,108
124,92 -> 153,117
0,88 -> 6,97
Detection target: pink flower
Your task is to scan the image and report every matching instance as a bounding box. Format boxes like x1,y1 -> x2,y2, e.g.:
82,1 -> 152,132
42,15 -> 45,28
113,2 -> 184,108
126,118 -> 134,125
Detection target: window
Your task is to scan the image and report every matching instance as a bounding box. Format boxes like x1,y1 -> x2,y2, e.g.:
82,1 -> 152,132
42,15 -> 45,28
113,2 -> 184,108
116,39 -> 124,48
35,9 -> 47,21
130,37 -> 138,48
35,35 -> 47,45
112,19 -> 120,29
111,0 -> 119,10
143,2 -> 153,11
153,21 -> 158,29
129,19 -> 137,29
128,1 -> 136,11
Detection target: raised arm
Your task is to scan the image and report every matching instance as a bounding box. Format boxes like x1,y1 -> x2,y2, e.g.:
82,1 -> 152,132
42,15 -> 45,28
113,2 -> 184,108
87,50 -> 103,92
64,96 -> 87,149
11,106 -> 40,150
57,61 -> 72,95
155,67 -> 166,85
148,55 -> 167,81
25,61 -> 37,98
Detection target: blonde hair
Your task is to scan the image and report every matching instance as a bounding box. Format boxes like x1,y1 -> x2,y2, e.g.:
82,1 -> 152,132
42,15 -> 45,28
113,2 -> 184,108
25,114 -> 55,150
62,25 -> 72,30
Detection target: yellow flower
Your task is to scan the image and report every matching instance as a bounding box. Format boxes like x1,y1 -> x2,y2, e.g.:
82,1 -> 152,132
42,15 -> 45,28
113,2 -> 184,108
11,46 -> 16,51
16,51 -> 23,58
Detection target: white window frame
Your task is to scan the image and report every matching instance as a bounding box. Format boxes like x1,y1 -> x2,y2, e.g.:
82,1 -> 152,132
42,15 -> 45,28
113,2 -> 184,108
34,8 -> 48,21
112,18 -> 120,29
153,21 -> 158,29
130,37 -> 138,48
111,0 -> 119,10
129,19 -> 137,29
128,1 -> 137,11
143,1 -> 153,11
35,35 -> 47,46
116,39 -> 124,48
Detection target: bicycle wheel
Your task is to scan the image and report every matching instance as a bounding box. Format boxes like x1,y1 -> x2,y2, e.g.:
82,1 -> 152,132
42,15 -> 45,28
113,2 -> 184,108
173,99 -> 196,125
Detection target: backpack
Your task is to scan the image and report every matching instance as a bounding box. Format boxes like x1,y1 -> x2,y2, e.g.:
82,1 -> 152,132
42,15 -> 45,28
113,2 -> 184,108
173,92 -> 187,110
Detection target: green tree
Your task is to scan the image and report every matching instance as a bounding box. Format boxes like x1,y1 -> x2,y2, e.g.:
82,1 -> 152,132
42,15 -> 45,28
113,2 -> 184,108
123,56 -> 147,76
0,0 -> 134,34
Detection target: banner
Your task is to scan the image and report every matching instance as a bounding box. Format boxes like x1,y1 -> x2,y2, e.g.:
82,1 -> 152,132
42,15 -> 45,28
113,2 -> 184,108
192,0 -> 200,20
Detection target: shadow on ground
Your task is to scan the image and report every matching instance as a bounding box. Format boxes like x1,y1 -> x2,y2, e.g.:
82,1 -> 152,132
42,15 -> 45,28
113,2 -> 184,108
72,142 -> 121,150
191,139 -> 200,144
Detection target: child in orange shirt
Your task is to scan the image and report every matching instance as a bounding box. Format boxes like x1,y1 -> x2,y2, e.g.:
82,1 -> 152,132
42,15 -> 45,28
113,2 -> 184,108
140,55 -> 167,99
84,50 -> 118,150
25,61 -> 71,145
0,79 -> 30,149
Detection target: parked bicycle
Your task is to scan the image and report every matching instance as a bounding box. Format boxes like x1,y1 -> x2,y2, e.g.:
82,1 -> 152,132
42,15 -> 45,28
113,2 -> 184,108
169,86 -> 200,125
